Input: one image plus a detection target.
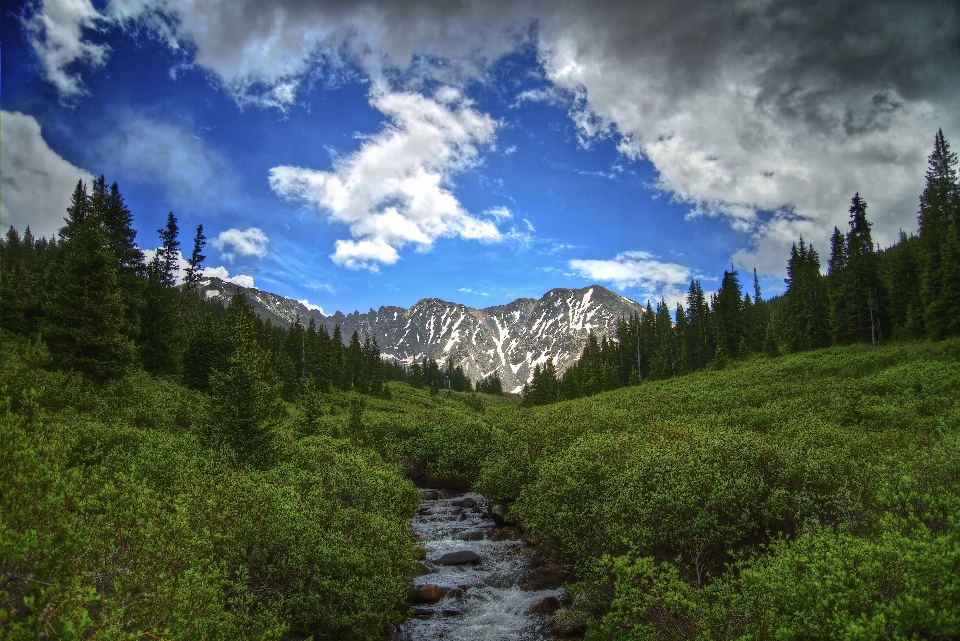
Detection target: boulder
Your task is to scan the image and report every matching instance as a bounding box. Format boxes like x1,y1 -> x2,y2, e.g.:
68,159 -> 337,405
422,491 -> 440,501
415,584 -> 445,602
413,607 -> 434,617
552,610 -> 588,637
525,596 -> 562,615
489,504 -> 507,526
453,530 -> 485,541
441,608 -> 463,616
458,497 -> 477,508
434,550 -> 481,565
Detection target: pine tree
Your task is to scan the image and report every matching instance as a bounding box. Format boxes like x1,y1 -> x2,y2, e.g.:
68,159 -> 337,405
918,129 -> 960,338
140,213 -> 183,374
712,269 -> 745,358
184,224 -> 207,288
42,196 -> 137,382
206,301 -> 278,467
685,280 -> 713,370
831,194 -> 884,344
154,212 -> 181,287
783,238 -> 830,351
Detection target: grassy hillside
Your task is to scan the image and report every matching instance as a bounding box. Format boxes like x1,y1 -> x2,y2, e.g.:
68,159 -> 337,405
475,339 -> 960,639
3,334 -> 959,639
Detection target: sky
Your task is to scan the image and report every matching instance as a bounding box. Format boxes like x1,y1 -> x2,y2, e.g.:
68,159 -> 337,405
3,0 -> 959,316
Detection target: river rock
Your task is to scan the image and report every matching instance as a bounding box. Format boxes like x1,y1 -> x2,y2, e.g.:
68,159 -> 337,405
422,491 -> 440,501
441,608 -> 463,616
489,504 -> 507,526
458,497 -> 477,508
526,595 -> 562,614
453,530 -> 485,541
434,550 -> 481,565
415,584 -> 445,602
552,609 -> 587,637
521,562 -> 570,590
413,607 -> 434,617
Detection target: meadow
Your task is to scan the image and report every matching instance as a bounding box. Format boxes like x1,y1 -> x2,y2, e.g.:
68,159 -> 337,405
4,333 -> 957,639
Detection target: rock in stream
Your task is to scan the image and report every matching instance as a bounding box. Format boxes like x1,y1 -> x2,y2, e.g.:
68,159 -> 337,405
392,490 -> 569,641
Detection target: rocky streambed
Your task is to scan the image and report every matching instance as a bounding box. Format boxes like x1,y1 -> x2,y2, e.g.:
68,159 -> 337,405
392,489 -> 580,641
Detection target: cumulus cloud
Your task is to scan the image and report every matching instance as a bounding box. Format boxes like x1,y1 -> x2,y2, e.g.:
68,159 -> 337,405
211,227 -> 269,261
569,251 -> 692,306
99,115 -> 238,209
141,248 -> 254,287
297,299 -> 325,314
24,0 -> 960,275
535,1 -> 960,272
29,0 -> 531,107
1,110 -> 93,239
269,90 -> 502,270
202,266 -> 255,288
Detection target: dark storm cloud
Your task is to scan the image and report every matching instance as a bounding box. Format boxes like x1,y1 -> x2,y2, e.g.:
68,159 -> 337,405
23,0 -> 960,272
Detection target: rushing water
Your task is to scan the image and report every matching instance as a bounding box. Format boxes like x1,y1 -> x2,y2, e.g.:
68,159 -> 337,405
392,490 -> 568,641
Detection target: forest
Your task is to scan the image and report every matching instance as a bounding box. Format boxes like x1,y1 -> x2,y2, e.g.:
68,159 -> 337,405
0,130 -> 958,639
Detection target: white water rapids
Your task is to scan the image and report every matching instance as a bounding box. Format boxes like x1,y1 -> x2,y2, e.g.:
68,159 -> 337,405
392,490 -> 568,641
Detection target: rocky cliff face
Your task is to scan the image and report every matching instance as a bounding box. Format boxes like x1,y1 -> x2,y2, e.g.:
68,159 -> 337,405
199,278 -> 642,392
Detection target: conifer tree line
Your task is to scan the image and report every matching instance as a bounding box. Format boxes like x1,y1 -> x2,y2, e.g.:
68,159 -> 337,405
0,176 -> 391,404
522,129 -> 960,406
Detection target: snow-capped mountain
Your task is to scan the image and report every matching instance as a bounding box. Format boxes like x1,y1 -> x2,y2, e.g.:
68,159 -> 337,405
199,278 -> 643,392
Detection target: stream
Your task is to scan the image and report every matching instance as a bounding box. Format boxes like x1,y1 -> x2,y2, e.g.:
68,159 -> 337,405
391,489 -> 572,641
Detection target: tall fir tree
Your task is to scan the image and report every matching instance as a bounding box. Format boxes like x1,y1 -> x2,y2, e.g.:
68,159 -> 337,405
184,224 -> 207,288
918,129 -> 960,338
829,195 -> 885,344
42,186 -> 137,382
783,238 -> 830,351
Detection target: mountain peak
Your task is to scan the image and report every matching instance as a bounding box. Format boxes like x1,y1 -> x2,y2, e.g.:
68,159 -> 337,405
199,279 -> 642,392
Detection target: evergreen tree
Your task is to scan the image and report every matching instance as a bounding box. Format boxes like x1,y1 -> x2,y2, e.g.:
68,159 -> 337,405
476,371 -> 504,395
712,269 -> 745,358
42,195 -> 137,382
206,298 -> 278,467
879,231 -> 924,339
184,224 -> 207,288
521,362 -> 561,406
139,212 -> 184,373
831,194 -> 884,344
783,238 -> 830,351
918,129 -> 960,338
153,212 -> 181,287
685,280 -> 713,370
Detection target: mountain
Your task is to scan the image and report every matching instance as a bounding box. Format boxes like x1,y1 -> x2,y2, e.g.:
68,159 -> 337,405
199,277 -> 643,392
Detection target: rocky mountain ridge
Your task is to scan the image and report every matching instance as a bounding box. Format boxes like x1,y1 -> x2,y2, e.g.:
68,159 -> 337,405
199,277 -> 643,392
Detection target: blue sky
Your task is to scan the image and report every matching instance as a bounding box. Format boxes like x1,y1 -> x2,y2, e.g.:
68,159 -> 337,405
3,0 -> 959,315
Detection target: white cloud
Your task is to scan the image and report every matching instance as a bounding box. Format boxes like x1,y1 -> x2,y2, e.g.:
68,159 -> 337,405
23,0 -> 958,277
211,227 -> 269,261
34,0 -> 532,107
99,115 -> 237,209
458,287 -> 489,297
503,145 -> 517,155
141,248 -> 254,288
199,264 -> 255,288
297,299 -> 325,314
484,206 -> 513,220
523,218 -> 536,232
24,0 -> 110,98
534,2 -> 958,274
269,90 -> 503,270
0,110 -> 93,239
569,250 -> 692,307
306,282 -> 335,293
